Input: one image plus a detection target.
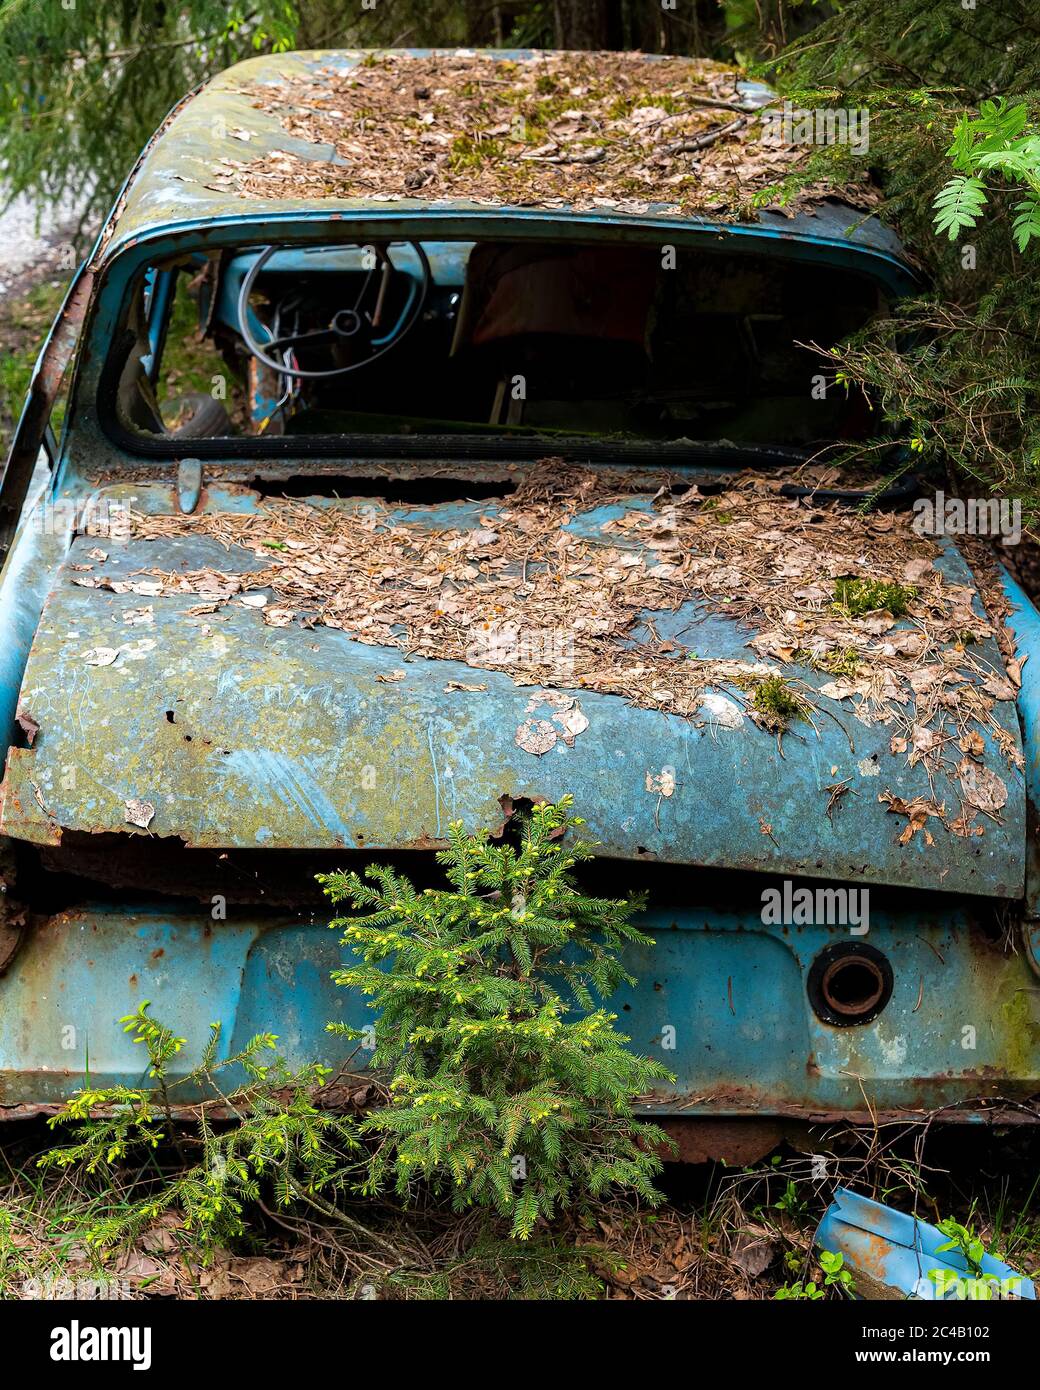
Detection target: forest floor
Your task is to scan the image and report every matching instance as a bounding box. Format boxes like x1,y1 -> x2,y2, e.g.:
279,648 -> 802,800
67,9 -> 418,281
2,1114 -> 1038,1301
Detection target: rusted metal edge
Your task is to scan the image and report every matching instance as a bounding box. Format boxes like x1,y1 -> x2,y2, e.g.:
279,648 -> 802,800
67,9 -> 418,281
637,1101 -> 1040,1126
0,271 -> 94,561
5,1100 -> 1038,1125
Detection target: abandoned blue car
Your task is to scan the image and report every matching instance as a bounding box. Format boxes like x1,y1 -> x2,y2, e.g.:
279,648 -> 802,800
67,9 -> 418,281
0,48 -> 1036,1160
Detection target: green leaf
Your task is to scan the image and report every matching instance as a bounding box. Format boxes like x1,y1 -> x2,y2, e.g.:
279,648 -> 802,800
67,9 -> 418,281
1013,193 -> 1040,252
932,175 -> 988,240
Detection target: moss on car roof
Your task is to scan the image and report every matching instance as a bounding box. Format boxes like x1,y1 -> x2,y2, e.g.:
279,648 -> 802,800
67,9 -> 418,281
102,49 -> 883,261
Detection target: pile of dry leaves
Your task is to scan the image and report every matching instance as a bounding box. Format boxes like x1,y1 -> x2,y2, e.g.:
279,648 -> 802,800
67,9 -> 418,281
212,50 -> 875,217
115,458 -> 1024,839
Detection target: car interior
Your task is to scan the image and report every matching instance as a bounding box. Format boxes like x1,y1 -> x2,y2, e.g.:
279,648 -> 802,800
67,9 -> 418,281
109,236 -> 889,451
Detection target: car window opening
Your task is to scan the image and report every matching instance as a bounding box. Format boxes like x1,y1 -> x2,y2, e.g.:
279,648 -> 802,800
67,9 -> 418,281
110,235 -> 889,456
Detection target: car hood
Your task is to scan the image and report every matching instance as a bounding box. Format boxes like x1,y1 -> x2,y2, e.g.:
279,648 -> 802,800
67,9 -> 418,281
0,475 -> 1025,898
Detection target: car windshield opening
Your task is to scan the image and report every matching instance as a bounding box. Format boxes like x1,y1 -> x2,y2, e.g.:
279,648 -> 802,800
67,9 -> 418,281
107,234 -> 890,457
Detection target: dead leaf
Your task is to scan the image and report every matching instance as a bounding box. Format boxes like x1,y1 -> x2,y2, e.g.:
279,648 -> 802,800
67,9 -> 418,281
553,704 -> 589,746
983,673 -> 1016,702
903,557 -> 934,584
140,1215 -> 182,1253
645,769 -> 675,796
730,1230 -> 778,1278
957,759 -> 1008,817
909,722 -> 944,767
82,646 -> 120,667
113,1251 -> 164,1283
515,719 -> 557,755
124,798 -> 155,829
263,607 -> 296,627
122,606 -> 154,626
885,630 -> 928,657
878,790 -> 945,845
948,812 -> 985,838
959,730 -> 985,759
820,678 -> 870,702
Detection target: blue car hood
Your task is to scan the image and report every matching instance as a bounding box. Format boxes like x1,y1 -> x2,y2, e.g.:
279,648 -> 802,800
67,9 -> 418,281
0,477 -> 1025,899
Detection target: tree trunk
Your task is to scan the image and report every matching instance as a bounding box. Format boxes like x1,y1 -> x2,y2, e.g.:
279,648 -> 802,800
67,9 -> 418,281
624,0 -> 733,57
553,0 -> 613,49
464,0 -> 500,45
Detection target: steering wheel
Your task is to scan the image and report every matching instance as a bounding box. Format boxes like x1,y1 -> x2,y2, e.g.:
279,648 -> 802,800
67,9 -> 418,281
236,240 -> 431,379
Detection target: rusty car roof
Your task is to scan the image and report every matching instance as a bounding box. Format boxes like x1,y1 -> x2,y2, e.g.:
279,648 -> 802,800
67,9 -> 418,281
99,49 -> 909,267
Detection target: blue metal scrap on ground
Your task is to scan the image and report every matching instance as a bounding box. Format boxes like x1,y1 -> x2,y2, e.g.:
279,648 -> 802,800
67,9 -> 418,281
816,1188 -> 1037,1300
0,48 -> 1037,1145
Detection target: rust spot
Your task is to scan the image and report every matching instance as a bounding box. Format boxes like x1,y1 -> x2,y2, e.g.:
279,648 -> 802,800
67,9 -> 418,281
652,1118 -> 787,1165
494,794 -> 561,842
151,947 -> 165,960
853,1229 -> 901,1295
15,709 -> 40,747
